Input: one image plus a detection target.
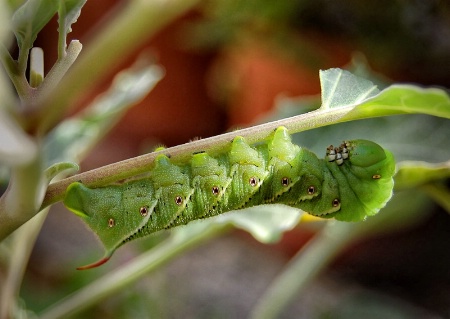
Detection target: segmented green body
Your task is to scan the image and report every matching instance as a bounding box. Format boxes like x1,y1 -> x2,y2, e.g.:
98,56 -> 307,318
64,127 -> 395,269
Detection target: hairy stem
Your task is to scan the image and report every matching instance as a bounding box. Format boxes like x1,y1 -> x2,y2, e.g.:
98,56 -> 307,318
29,41 -> 82,114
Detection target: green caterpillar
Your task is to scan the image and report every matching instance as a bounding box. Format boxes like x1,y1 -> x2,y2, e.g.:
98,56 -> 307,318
64,127 -> 395,269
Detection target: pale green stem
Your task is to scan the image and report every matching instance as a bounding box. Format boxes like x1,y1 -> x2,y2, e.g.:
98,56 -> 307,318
33,40 -> 82,103
0,209 -> 49,319
39,223 -> 229,319
57,7 -> 67,60
0,43 -> 32,102
16,44 -> 30,75
57,25 -> 66,60
0,153 -> 45,241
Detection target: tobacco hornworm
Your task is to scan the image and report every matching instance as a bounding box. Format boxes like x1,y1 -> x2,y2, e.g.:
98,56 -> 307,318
64,127 -> 395,269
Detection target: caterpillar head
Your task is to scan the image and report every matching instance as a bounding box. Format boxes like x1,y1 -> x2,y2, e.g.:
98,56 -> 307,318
64,180 -> 154,270
322,139 -> 396,221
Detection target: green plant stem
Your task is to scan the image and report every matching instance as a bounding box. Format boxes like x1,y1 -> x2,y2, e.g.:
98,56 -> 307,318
57,22 -> 66,59
0,153 -> 44,242
249,222 -> 359,319
31,40 -> 82,109
0,43 -> 32,102
39,223 -> 230,319
16,43 -> 30,75
34,0 -> 201,135
0,209 -> 49,319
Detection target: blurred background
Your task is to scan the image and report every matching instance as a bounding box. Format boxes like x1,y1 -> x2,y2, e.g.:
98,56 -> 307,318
19,0 -> 450,318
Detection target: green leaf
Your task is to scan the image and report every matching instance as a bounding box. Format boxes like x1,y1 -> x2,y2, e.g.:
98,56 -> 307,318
172,204 -> 300,247
44,162 -> 79,184
420,183 -> 450,215
344,84 -> 450,120
11,0 -> 58,51
57,0 -> 86,55
214,205 -> 302,243
165,205 -> 301,277
320,68 -> 380,109
43,61 -> 164,167
265,69 -> 450,142
58,0 -> 86,37
395,161 -> 450,190
319,68 -> 450,120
